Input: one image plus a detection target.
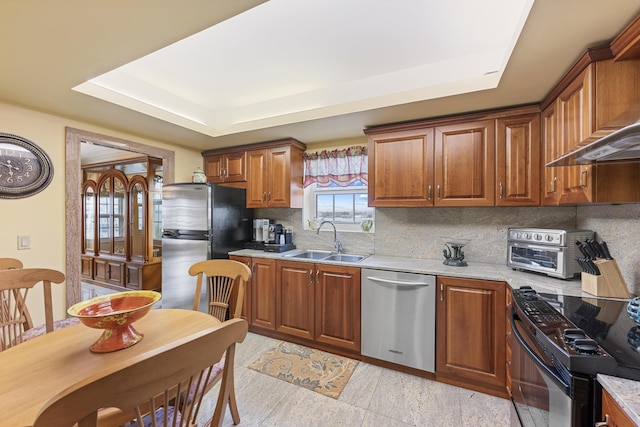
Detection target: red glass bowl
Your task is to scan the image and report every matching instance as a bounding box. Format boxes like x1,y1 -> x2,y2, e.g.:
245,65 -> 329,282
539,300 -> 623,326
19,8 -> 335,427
68,290 -> 161,353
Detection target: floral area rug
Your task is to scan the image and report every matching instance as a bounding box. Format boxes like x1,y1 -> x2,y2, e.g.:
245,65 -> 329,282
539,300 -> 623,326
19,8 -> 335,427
248,341 -> 358,399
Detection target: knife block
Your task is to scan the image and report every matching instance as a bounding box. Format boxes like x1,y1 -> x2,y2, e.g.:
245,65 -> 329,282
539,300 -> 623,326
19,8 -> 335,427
581,259 -> 631,298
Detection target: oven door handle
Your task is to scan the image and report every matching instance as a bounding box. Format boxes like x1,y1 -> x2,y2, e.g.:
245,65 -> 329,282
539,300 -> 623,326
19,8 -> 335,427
510,309 -> 571,394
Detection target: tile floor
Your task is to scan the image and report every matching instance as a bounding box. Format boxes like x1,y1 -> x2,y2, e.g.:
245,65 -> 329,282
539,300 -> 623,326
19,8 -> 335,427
198,332 -> 512,427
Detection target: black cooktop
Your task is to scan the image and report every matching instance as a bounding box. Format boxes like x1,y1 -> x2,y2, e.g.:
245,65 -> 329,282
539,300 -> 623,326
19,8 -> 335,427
539,292 -> 640,381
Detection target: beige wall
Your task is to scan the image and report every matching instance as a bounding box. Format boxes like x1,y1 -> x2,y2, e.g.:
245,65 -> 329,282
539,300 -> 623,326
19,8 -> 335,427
0,101 -> 203,325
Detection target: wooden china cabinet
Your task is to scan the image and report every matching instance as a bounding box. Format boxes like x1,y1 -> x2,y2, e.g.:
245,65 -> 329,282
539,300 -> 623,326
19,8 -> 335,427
81,158 -> 162,292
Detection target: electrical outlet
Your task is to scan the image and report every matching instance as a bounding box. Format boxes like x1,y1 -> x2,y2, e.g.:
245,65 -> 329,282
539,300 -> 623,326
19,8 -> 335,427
17,235 -> 30,250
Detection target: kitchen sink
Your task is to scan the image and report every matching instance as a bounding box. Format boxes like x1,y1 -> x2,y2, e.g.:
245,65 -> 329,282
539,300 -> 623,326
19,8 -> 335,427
323,254 -> 368,263
284,250 -> 332,260
283,250 -> 368,263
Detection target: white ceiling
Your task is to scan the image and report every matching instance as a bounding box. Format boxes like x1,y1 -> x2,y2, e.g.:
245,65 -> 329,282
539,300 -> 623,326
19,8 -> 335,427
73,0 -> 532,138
2,0 -> 640,153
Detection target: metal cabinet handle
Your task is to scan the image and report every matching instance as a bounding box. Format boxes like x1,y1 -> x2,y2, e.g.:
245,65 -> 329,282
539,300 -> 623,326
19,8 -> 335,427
437,185 -> 441,200
549,176 -> 557,193
428,185 -> 432,201
440,283 -> 444,301
316,270 -> 320,284
595,414 -> 609,427
580,168 -> 588,188
251,263 -> 255,274
499,182 -> 504,199
262,192 -> 266,202
268,192 -> 271,201
309,271 -> 313,285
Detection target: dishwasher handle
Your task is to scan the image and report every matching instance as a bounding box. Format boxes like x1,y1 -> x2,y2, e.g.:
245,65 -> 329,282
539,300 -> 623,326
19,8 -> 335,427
366,276 -> 431,287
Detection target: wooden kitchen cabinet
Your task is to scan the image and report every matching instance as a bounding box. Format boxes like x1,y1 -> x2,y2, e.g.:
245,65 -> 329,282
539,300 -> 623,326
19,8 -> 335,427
367,128 -> 435,207
541,54 -> 640,205
203,150 -> 247,184
436,276 -> 508,398
246,139 -> 305,208
249,257 -> 277,330
496,113 -> 540,206
600,387 -> 636,427
366,117 -> 496,207
229,255 -> 252,321
434,120 -> 495,206
276,260 -> 361,352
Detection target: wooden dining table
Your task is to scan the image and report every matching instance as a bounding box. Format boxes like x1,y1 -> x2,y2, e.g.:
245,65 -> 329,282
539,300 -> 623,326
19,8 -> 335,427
0,308 -> 221,427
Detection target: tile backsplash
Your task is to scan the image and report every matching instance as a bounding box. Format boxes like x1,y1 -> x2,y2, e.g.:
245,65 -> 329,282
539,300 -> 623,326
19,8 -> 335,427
258,204 -> 640,294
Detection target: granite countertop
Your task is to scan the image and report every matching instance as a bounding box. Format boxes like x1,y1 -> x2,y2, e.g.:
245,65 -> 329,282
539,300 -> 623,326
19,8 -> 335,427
230,248 -> 590,296
598,374 -> 640,425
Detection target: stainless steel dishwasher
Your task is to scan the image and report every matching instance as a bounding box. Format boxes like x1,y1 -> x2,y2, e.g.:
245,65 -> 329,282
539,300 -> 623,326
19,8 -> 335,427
361,268 -> 436,372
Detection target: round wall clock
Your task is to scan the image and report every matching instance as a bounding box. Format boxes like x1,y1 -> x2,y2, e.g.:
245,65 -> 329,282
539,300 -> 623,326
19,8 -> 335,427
0,133 -> 54,199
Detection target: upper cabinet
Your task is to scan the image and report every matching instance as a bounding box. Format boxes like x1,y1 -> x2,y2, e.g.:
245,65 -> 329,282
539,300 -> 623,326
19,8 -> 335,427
496,114 -> 540,206
202,139 -> 305,208
366,107 -> 539,208
541,51 -> 640,205
203,150 -> 247,185
367,128 -> 434,207
434,120 -> 495,207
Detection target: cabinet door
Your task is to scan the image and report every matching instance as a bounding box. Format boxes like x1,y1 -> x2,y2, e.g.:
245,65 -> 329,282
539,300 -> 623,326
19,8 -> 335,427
368,129 -> 434,207
436,276 -> 506,396
314,264 -> 361,352
541,102 -> 561,206
601,387 -> 636,427
205,154 -> 224,183
229,256 -> 252,321
276,260 -> 315,340
224,151 -> 247,182
557,65 -> 595,204
246,149 -> 268,208
250,257 -> 276,330
496,114 -> 540,206
434,120 -> 495,206
266,146 -> 292,207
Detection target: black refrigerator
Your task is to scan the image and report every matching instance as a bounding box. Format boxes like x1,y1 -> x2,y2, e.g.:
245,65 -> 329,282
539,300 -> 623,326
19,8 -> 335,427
161,183 -> 253,310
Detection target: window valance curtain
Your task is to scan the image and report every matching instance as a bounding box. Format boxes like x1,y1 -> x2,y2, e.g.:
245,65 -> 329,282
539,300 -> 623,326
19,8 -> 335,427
303,146 -> 368,188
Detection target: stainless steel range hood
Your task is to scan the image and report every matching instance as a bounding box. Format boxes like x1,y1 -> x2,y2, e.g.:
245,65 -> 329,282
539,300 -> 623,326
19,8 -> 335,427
547,120 -> 640,167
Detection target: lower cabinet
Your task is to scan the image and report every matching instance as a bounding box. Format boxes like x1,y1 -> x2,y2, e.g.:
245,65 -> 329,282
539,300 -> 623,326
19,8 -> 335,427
436,275 -> 508,398
82,255 -> 161,291
230,255 -> 361,353
277,260 -> 361,352
601,387 -> 636,427
229,255 -> 252,321
249,257 -> 277,330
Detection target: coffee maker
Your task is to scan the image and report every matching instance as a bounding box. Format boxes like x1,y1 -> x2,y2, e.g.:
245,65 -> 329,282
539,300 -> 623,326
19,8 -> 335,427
263,223 -> 295,252
253,219 -> 270,242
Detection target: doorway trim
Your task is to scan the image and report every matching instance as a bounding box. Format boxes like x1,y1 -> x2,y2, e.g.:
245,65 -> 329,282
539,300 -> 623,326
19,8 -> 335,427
65,127 -> 175,308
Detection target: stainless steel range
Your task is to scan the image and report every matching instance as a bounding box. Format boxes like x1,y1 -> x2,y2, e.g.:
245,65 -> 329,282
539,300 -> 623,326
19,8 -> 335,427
507,228 -> 594,279
510,287 -> 640,426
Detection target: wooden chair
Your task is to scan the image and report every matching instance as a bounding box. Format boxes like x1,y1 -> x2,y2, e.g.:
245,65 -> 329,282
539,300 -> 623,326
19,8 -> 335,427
187,259 -> 252,426
188,259 -> 251,321
0,267 -> 73,351
33,318 -> 249,427
0,257 -> 23,270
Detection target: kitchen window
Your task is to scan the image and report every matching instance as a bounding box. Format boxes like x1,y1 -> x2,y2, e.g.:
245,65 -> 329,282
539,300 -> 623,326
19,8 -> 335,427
303,146 -> 374,232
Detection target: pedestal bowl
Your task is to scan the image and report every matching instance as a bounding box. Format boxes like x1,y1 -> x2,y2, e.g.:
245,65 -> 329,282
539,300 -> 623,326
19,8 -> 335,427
68,290 -> 161,353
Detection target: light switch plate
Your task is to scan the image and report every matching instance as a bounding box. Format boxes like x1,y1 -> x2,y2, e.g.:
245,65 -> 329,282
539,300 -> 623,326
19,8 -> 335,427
17,235 -> 30,250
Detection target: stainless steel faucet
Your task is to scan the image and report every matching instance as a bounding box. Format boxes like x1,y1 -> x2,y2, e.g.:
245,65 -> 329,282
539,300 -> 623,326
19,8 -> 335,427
317,220 -> 343,253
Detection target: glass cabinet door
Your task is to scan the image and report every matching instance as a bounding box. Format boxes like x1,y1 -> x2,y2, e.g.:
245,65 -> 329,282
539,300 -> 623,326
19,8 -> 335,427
98,178 -> 111,254
129,180 -> 146,260
113,176 -> 126,255
83,184 -> 96,253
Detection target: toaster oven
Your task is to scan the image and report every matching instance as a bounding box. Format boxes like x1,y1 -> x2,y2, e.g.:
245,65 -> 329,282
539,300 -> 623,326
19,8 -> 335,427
507,228 -> 594,279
